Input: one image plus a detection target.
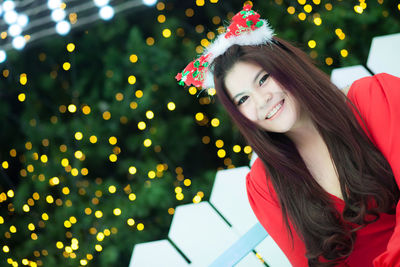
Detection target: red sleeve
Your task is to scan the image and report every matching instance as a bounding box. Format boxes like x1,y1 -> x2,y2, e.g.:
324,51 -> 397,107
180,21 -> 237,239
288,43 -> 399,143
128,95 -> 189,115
246,158 -> 308,267
348,73 -> 400,267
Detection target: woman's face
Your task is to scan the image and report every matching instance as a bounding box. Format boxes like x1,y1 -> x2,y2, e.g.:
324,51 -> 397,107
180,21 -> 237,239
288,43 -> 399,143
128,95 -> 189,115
224,61 -> 307,134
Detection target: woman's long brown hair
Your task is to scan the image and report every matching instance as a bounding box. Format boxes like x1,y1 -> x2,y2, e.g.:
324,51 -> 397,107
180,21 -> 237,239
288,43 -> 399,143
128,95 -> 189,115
211,37 -> 399,266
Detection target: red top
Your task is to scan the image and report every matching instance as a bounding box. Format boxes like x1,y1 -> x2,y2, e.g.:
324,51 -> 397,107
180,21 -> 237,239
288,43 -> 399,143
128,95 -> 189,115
246,73 -> 400,267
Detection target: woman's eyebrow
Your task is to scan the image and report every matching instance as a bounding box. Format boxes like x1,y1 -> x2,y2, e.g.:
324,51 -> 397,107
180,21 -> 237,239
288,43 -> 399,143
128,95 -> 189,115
232,69 -> 264,101
253,69 -> 264,85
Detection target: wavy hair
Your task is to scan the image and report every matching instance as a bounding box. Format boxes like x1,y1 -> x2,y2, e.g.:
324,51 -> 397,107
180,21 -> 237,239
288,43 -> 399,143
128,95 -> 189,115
211,37 -> 399,266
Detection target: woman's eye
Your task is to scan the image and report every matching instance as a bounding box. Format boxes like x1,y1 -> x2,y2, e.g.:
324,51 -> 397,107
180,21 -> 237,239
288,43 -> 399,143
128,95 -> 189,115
259,73 -> 270,86
237,95 -> 249,106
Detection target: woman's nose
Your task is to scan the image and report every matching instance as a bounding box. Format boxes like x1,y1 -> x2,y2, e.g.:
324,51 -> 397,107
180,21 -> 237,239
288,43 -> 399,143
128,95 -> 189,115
252,91 -> 272,113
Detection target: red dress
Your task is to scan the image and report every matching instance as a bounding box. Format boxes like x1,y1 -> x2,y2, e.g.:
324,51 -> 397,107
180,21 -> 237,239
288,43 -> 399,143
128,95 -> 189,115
246,73 -> 400,266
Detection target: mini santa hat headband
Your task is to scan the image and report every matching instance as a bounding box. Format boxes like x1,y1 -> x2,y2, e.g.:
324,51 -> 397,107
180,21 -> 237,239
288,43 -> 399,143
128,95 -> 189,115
175,4 -> 275,90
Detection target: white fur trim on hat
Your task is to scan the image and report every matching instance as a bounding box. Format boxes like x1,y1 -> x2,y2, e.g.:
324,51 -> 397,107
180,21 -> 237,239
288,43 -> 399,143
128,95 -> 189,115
202,19 -> 275,88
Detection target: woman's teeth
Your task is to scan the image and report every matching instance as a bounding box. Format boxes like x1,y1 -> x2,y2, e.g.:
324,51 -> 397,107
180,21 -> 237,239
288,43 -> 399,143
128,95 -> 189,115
266,100 -> 284,119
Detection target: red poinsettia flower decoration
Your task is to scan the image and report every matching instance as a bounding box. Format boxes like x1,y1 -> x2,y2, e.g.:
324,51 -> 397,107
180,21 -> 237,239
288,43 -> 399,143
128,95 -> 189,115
225,4 -> 264,39
175,53 -> 211,88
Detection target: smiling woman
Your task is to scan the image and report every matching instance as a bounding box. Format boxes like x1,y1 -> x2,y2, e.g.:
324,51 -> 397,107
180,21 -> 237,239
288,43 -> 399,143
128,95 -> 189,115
224,61 -> 306,134
176,4 -> 400,267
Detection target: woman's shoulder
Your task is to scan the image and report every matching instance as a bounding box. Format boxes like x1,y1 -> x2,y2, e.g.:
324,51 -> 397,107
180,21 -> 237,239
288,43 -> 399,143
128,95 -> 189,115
246,157 -> 280,206
348,72 -> 399,100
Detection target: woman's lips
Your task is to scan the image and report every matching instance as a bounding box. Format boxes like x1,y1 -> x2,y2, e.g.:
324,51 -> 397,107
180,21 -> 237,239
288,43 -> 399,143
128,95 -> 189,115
265,99 -> 284,120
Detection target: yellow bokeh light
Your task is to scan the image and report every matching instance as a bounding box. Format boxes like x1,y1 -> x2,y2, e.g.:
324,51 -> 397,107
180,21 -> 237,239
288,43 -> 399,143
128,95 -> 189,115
56,241 -> 64,249
193,195 -> 201,203
68,104 -> 77,113
109,154 -> 117,162
308,40 -> 316,49
298,0 -> 306,4
196,0 -> 205,6
156,2 -> 165,10
63,62 -> 71,71
207,88 -> 216,96
20,74 -> 27,85
28,223 -> 35,231
143,139 -> 152,147
176,193 -> 184,201
129,54 -> 138,63
42,213 -> 49,220
128,75 -> 136,85
61,158 -> 69,167
195,112 -> 204,121
23,204 -> 30,212
354,5 -> 363,14
313,0 -> 321,4
109,136 -> 117,145
129,166 -> 137,175
2,161 -> 9,169
175,186 -> 182,194
162,29 -> 171,38
97,232 -> 104,241
185,8 -> 194,17
74,150 -> 83,159
325,3 -> 332,10
46,195 -> 54,203
10,225 -> 16,233
217,149 -> 226,158
233,145 -> 241,153
3,246 -> 9,253
67,43 -> 75,52
340,49 -> 348,57
115,92 -> 124,101
108,185 -> 116,193
304,4 -> 312,13
135,90 -> 143,98
7,190 -> 14,198
138,121 -> 146,130
85,207 -> 92,215
75,132 -> 83,140
113,208 -> 121,216
287,6 -> 295,14
49,177 -> 60,186
244,146 -> 252,154
207,31 -> 215,39
157,15 -> 166,24
211,118 -> 220,127
89,135 -> 97,143
80,259 -> 88,266
95,210 -> 103,218
146,37 -> 155,46
314,17 -> 322,26
325,57 -> 333,65
129,193 -> 136,201
167,102 -> 176,111
18,93 -> 26,102
148,171 -> 156,179
188,87 -> 197,95
70,216 -> 77,224
146,110 -> 154,119
127,218 -> 135,226
64,221 -> 72,228
200,38 -> 210,47
215,140 -> 224,148
137,223 -> 144,231
82,105 -> 91,115
95,244 -> 102,251
183,179 -> 191,186
298,12 -> 306,20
